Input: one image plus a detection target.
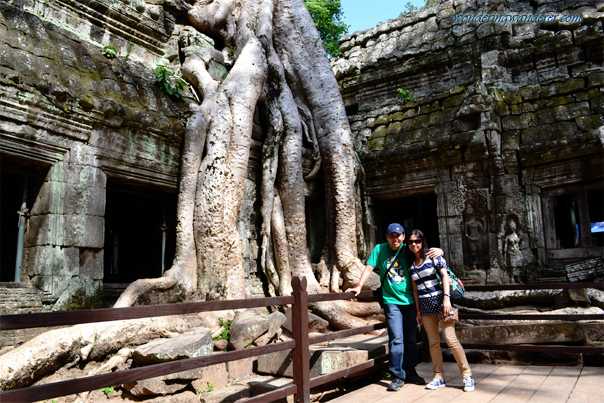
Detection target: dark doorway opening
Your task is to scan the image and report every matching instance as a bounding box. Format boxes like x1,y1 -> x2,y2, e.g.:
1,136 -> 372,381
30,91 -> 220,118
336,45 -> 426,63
103,184 -> 177,284
373,193 -> 440,248
1,161 -> 44,283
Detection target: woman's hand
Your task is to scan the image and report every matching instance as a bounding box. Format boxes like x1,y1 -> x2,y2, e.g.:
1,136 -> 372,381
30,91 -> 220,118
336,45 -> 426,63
442,296 -> 452,316
426,248 -> 443,258
416,311 -> 423,326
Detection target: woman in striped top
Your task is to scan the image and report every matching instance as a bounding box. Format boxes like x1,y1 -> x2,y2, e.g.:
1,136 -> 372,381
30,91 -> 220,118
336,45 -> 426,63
407,229 -> 474,392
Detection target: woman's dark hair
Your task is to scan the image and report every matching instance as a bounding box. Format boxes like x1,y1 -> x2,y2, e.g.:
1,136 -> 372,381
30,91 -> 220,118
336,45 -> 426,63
407,229 -> 430,259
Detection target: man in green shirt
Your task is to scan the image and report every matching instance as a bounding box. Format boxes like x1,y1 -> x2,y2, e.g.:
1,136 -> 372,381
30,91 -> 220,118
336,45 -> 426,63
347,223 -> 443,391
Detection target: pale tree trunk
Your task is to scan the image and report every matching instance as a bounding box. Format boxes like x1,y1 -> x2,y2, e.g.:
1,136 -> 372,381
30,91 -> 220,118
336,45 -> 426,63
0,0 -> 380,390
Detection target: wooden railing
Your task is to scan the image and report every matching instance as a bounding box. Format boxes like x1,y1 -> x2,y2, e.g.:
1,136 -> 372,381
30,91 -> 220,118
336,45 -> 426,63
1,279 -> 603,402
0,277 -> 387,403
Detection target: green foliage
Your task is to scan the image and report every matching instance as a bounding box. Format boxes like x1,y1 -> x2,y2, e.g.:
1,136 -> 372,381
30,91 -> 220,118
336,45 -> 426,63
424,0 -> 440,6
101,44 -> 118,59
399,1 -> 417,15
154,64 -> 187,100
397,88 -> 413,103
303,0 -> 349,57
101,386 -> 115,395
197,381 -> 215,393
228,46 -> 235,57
212,318 -> 232,341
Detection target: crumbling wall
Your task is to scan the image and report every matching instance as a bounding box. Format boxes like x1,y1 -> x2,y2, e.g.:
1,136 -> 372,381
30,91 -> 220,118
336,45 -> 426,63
333,0 -> 603,284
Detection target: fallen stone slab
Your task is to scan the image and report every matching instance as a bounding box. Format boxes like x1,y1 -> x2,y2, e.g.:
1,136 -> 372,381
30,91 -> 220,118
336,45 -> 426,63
283,308 -> 329,333
123,376 -> 189,396
229,310 -> 286,350
257,334 -> 388,378
199,383 -> 250,403
242,376 -> 293,403
133,326 -> 213,364
137,390 -> 200,403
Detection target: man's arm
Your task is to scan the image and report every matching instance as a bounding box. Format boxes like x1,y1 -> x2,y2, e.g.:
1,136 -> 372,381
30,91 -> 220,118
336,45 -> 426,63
345,264 -> 375,296
426,248 -> 444,258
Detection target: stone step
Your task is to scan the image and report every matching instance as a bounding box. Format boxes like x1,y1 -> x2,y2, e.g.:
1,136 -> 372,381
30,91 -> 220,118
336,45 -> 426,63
257,334 -> 388,379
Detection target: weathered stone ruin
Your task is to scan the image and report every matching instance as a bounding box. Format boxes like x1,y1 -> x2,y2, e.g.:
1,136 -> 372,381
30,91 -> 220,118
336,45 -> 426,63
332,0 -> 603,286
0,0 -> 603,400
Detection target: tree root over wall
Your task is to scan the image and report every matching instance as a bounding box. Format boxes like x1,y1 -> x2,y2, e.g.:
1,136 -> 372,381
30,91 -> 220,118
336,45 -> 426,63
0,0 -> 381,391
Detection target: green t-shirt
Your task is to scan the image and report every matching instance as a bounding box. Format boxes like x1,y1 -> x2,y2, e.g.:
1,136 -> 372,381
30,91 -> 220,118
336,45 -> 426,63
366,242 -> 414,306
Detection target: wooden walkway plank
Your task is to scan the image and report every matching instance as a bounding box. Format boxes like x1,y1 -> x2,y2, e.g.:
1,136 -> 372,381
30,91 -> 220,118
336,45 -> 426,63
489,366 -> 553,403
415,363 -> 501,403
567,366 -> 604,403
448,364 -> 527,403
528,366 -> 582,403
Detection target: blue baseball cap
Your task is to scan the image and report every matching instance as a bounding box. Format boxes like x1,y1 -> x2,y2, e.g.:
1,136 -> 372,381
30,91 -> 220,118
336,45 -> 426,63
387,223 -> 404,235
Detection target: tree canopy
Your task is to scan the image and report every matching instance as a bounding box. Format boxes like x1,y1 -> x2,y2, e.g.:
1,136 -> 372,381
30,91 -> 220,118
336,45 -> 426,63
303,0 -> 349,57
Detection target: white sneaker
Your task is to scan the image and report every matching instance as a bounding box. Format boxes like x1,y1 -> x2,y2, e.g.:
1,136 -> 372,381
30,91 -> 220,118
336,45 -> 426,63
463,376 -> 475,392
425,378 -> 445,389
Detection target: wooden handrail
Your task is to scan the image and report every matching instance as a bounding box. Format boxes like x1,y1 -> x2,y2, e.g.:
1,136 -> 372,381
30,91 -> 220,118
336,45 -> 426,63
0,341 -> 295,403
1,279 -> 602,403
0,295 -> 295,331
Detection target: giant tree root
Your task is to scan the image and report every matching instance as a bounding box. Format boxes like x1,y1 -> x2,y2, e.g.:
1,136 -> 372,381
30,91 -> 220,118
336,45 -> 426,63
0,316 -> 201,391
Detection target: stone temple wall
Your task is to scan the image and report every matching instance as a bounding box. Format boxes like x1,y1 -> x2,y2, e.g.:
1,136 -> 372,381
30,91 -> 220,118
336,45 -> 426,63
332,0 -> 603,284
0,0 -> 265,310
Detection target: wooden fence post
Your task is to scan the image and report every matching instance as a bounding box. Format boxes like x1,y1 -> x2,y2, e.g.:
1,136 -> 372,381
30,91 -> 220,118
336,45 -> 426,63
291,276 -> 310,403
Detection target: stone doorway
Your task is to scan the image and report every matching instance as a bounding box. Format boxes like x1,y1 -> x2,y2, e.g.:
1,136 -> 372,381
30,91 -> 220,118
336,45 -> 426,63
103,185 -> 176,285
0,161 -> 44,283
373,194 -> 440,247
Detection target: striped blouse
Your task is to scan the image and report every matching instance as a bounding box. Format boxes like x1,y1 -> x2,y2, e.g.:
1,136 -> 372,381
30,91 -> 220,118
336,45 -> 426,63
410,256 -> 446,298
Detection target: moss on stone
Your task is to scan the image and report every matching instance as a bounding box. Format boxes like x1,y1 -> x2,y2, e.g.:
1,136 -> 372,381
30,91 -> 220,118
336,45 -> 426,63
442,94 -> 465,108
495,101 -> 510,116
371,125 -> 388,138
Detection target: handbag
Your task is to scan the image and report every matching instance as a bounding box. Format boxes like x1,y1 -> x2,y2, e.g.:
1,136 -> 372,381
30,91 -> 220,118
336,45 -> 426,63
374,244 -> 404,308
438,305 -> 459,322
432,258 -> 465,301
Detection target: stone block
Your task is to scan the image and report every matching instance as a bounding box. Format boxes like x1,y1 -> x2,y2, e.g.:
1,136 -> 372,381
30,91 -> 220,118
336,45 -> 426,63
229,311 -> 286,350
554,288 -> 591,309
64,215 -> 104,248
257,335 -> 387,378
502,151 -> 520,175
199,384 -> 250,403
226,357 -> 255,382
64,183 -> 106,216
23,245 -> 79,277
245,377 -> 293,403
587,70 -> 604,87
79,248 -> 103,280
438,216 -> 463,235
502,114 -> 532,131
31,181 -> 66,215
194,363 -> 229,387
124,377 -> 189,396
492,174 -> 520,195
282,308 -> 328,334
456,323 -> 584,345
576,115 -> 604,131
133,327 -> 213,364
25,214 -> 65,246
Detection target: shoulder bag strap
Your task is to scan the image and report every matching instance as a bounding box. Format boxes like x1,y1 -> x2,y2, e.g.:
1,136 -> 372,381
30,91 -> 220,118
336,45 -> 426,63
380,244 -> 404,285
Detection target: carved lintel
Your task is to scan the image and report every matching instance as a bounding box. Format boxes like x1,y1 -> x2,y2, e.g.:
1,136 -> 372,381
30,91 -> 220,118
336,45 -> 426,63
0,133 -> 68,166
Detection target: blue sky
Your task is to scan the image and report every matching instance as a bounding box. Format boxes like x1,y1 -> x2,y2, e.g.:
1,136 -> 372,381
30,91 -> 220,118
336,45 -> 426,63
341,0 -> 427,35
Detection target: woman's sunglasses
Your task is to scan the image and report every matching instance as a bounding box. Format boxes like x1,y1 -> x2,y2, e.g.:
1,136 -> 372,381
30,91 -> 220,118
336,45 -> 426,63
409,239 -> 422,245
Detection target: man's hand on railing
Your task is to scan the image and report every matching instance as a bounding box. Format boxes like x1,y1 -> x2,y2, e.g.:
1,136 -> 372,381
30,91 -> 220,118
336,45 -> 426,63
345,285 -> 362,297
